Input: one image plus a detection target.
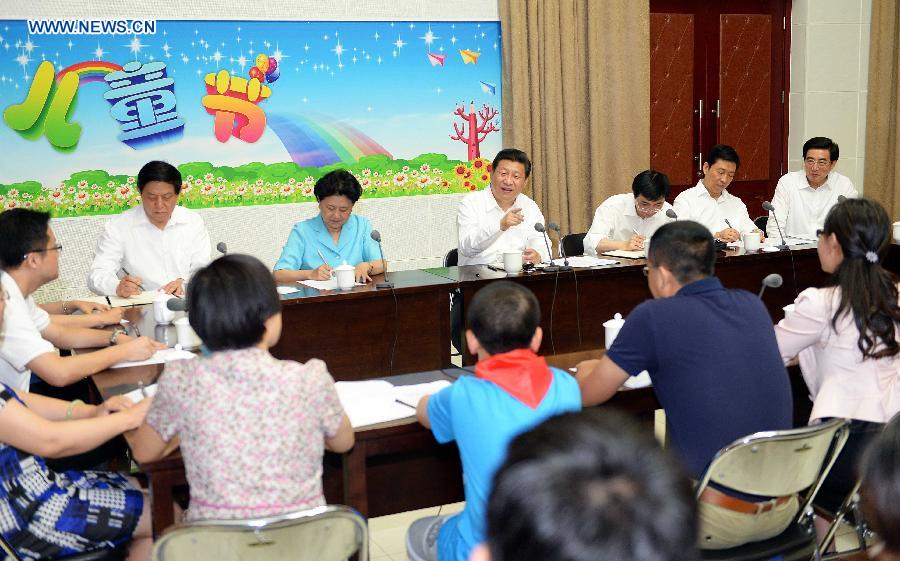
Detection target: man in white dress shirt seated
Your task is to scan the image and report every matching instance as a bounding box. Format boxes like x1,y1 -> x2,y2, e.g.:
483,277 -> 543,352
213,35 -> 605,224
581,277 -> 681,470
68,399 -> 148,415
88,161 -> 211,297
584,170 -> 674,256
456,148 -> 550,266
0,209 -> 161,391
765,137 -> 858,241
673,144 -> 762,243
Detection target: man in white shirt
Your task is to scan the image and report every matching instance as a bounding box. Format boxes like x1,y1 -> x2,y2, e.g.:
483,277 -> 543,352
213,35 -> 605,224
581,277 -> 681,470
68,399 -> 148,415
0,209 -> 161,391
88,161 -> 211,297
457,149 -> 550,266
673,144 -> 761,243
584,170 -> 674,255
766,137 -> 858,241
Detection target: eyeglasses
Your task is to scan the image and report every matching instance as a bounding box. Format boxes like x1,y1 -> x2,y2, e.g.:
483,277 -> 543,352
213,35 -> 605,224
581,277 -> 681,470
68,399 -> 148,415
642,265 -> 656,277
815,229 -> 824,237
804,158 -> 831,168
24,244 -> 62,259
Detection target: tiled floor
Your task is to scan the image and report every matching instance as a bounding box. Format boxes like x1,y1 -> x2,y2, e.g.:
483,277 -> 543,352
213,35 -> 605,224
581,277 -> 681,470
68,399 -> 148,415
369,502 -> 466,561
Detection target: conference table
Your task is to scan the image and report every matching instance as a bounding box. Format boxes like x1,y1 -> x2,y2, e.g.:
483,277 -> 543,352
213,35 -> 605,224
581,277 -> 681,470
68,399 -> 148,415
89,241 -> 899,536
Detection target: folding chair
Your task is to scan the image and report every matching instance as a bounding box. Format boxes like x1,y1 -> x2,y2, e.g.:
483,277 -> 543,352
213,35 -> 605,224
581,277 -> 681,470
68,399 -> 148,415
152,505 -> 367,561
697,418 -> 850,561
560,232 -> 587,258
818,480 -> 874,559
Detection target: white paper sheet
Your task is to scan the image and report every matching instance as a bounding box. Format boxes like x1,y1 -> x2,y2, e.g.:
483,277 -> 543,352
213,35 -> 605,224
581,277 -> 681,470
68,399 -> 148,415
602,249 -> 645,259
276,286 -> 300,295
335,379 -> 451,428
551,256 -> 619,268
299,278 -> 363,291
122,383 -> 159,403
567,368 -> 652,389
109,348 -> 196,369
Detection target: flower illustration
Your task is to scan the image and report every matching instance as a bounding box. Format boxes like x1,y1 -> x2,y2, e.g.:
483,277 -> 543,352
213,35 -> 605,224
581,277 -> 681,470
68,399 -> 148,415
74,192 -> 89,205
420,163 -> 430,172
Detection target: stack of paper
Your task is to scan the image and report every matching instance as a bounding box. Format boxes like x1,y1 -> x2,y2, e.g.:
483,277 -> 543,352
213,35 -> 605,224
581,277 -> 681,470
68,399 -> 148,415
335,379 -> 450,428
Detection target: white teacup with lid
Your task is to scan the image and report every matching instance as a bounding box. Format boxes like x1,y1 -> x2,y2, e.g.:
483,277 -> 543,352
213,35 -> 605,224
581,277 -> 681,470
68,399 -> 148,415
153,292 -> 176,325
333,262 -> 356,290
603,313 -> 625,349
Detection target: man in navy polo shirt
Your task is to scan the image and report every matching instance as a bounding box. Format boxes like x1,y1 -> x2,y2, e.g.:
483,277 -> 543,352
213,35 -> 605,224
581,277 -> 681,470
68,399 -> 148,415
576,220 -> 795,550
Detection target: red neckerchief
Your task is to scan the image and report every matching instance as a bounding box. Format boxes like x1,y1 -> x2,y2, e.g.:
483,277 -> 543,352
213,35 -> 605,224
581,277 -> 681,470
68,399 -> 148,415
474,348 -> 553,409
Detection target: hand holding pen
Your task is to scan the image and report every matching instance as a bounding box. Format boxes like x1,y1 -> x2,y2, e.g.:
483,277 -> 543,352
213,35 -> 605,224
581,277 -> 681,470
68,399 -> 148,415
116,267 -> 144,298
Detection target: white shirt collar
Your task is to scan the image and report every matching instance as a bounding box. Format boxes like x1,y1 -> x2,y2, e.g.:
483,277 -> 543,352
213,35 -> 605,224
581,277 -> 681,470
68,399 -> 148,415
694,181 -> 732,202
800,175 -> 832,192
133,204 -> 186,229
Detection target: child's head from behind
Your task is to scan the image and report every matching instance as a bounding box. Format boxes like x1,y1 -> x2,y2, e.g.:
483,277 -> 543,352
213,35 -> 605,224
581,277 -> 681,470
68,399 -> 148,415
466,281 -> 542,357
187,254 -> 282,352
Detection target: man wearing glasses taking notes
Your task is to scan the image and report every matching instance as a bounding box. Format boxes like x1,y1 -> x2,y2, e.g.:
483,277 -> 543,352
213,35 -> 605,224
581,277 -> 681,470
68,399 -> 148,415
765,137 -> 858,241
88,161 -> 212,297
0,209 -> 162,392
583,170 -> 674,255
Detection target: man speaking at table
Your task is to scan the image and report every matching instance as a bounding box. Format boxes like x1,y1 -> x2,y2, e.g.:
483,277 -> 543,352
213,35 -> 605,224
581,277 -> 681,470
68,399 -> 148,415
456,149 -> 550,266
575,220 -> 795,549
88,161 -> 212,297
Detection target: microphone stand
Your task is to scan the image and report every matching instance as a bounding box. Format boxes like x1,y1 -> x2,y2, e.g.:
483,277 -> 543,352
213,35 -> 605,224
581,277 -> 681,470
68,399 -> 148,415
536,224 -> 560,272
551,224 -> 572,271
375,240 -> 393,289
768,208 -> 790,250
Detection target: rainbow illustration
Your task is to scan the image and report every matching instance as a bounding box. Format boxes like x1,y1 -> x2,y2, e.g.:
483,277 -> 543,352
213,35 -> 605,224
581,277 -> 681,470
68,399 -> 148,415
56,61 -> 123,85
267,113 -> 392,168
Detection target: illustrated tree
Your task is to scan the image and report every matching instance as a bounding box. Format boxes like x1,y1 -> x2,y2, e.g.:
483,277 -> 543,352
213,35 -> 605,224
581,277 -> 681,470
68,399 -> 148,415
450,101 -> 500,161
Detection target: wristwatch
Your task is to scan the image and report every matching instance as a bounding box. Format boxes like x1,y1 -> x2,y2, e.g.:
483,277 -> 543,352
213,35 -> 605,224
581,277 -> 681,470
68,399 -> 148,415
109,328 -> 126,345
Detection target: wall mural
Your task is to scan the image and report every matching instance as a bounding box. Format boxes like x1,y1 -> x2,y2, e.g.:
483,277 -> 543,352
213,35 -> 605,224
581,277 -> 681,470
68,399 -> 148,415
0,19 -> 502,216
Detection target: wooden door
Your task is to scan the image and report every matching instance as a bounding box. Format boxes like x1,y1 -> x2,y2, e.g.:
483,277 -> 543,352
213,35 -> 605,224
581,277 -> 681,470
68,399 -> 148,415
650,0 -> 789,218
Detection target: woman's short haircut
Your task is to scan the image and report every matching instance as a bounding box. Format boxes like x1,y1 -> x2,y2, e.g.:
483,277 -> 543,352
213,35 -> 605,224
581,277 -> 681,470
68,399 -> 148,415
648,221 -> 716,284
704,144 -> 741,170
491,148 -> 532,178
0,209 -> 51,269
859,414 -> 900,553
632,170 -> 670,201
487,409 -> 698,561
313,169 -> 362,203
467,281 -> 540,355
137,161 -> 182,194
187,254 -> 281,351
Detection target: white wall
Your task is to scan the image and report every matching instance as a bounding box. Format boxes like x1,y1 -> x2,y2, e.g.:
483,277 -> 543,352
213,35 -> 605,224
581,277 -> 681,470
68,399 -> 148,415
789,0 -> 871,192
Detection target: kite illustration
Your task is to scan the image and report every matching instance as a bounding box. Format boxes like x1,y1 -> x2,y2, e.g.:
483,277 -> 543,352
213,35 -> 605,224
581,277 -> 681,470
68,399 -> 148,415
427,53 -> 447,66
479,81 -> 496,95
459,49 -> 481,64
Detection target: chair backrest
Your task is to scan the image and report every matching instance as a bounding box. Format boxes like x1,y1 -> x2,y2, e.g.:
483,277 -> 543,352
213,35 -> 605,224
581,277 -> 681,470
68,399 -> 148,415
444,248 -> 459,267
696,418 -> 850,512
754,215 -> 768,231
561,233 -> 587,258
152,505 -> 368,561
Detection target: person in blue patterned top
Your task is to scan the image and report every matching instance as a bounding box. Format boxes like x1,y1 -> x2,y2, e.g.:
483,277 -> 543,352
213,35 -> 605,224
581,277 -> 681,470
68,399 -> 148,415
273,170 -> 385,284
0,284 -> 152,560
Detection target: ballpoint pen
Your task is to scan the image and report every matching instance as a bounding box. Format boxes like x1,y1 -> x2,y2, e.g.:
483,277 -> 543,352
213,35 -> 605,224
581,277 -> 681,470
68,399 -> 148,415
120,267 -> 145,291
138,379 -> 148,398
316,249 -> 329,267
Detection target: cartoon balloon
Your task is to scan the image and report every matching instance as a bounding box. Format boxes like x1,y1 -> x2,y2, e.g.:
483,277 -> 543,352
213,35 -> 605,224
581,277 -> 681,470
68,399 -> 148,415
265,57 -> 278,75
255,53 -> 270,73
249,66 -> 265,81
265,66 -> 280,83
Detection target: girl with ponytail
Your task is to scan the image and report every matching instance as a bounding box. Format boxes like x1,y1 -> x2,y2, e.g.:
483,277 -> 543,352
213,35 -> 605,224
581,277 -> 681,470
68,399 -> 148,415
775,197 -> 899,516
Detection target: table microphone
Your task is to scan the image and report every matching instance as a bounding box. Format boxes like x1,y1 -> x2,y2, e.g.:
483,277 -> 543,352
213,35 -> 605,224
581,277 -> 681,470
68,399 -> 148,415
758,273 -> 783,299
534,223 -> 560,272
370,230 -> 394,289
216,242 -> 228,255
548,222 -> 572,271
761,201 -> 789,250
666,209 -> 678,220
166,297 -> 188,312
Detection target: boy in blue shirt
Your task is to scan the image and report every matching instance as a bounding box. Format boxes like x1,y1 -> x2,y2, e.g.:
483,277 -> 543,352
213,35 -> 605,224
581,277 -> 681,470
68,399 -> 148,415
406,281 -> 582,561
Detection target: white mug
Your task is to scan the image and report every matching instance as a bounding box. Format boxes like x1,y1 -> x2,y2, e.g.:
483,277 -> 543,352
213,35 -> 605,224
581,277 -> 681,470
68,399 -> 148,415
173,317 -> 202,350
743,231 -> 762,252
503,250 -> 523,273
333,263 -> 356,290
893,222 -> 900,243
152,293 -> 176,325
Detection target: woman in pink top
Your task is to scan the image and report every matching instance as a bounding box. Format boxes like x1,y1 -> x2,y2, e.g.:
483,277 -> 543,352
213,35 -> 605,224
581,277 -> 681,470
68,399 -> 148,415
775,198 -> 899,515
130,255 -> 354,521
